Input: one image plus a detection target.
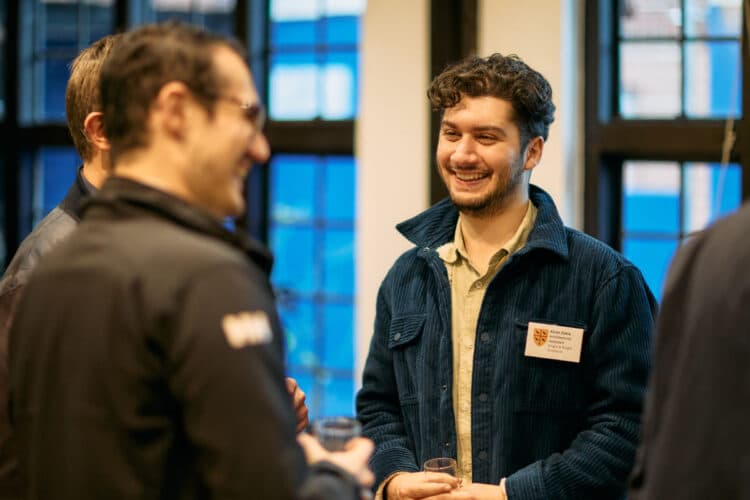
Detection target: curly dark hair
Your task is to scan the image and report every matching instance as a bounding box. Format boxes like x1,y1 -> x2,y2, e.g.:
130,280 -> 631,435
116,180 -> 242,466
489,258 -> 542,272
427,53 -> 556,148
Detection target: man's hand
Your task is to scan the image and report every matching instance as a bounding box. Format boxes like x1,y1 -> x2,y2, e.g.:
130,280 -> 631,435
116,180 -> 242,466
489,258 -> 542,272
286,377 -> 309,433
297,432 -> 375,489
385,471 -> 460,499
432,482 -> 507,499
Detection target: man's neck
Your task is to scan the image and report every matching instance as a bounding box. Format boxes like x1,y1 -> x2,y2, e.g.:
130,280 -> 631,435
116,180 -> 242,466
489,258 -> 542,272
459,195 -> 529,275
81,158 -> 107,190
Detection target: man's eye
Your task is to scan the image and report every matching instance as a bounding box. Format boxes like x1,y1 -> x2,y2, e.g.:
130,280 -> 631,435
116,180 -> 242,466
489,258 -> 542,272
442,130 -> 459,138
477,135 -> 497,143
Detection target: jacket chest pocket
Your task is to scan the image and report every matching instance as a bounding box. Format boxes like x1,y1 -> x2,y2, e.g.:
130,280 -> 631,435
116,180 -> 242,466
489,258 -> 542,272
512,319 -> 587,414
387,314 -> 425,403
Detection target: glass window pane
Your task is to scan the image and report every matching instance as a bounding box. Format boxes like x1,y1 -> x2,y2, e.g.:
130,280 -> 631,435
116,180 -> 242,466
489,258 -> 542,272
322,14 -> 359,46
38,147 -> 80,220
279,298 -> 317,369
323,303 -> 354,370
619,0 -> 680,38
271,19 -> 317,47
322,52 -> 357,119
323,0 -> 367,17
685,0 -> 742,37
623,238 -> 679,298
269,52 -> 319,120
320,376 -> 354,417
623,161 -> 680,234
87,3 -> 115,44
323,229 -> 354,295
685,41 -> 741,118
141,0 -> 235,34
44,3 -> 79,51
683,162 -> 741,233
271,0 -> 320,21
324,156 -> 356,220
620,42 -> 681,118
43,57 -> 71,122
270,154 -> 318,222
270,226 -> 315,293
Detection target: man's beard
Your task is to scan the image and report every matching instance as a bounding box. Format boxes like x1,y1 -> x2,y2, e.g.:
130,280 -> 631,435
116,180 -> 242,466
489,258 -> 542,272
447,160 -> 526,218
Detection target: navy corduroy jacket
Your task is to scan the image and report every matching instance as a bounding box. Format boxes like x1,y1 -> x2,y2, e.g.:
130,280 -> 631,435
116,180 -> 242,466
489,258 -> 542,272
356,185 -> 657,500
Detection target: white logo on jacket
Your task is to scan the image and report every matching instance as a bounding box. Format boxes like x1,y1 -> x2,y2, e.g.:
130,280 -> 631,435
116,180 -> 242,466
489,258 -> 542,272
222,311 -> 273,348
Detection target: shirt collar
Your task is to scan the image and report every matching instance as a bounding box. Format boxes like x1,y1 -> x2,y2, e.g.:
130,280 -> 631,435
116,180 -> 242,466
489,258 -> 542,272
437,200 -> 537,266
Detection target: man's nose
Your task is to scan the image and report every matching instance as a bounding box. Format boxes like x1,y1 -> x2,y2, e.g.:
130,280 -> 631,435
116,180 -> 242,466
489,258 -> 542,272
451,136 -> 478,165
249,132 -> 270,163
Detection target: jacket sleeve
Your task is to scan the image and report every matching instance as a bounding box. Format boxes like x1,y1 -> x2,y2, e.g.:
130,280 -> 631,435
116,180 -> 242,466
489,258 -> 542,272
356,278 -> 420,487
168,263 -> 359,500
0,285 -> 23,496
506,264 -> 656,500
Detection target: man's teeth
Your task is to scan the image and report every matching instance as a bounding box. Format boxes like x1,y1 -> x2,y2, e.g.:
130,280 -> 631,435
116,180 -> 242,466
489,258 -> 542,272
455,172 -> 487,181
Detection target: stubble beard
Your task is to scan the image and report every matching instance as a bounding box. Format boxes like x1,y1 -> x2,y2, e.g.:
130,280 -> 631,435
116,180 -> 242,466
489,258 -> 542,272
445,160 -> 526,219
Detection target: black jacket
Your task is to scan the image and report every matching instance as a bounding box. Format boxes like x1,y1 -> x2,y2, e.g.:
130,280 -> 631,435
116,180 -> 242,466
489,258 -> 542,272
8,177 -> 359,500
0,168 -> 90,500
629,201 -> 750,500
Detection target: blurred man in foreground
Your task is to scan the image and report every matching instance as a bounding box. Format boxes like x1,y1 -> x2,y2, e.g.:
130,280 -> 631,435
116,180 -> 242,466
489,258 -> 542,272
8,22 -> 372,500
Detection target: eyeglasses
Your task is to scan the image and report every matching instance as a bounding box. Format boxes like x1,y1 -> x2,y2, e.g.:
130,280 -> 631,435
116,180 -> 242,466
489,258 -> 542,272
215,95 -> 266,137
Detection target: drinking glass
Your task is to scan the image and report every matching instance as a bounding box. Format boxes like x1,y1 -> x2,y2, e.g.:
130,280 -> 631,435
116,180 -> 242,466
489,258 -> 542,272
312,417 -> 372,499
423,457 -> 457,476
312,416 -> 362,451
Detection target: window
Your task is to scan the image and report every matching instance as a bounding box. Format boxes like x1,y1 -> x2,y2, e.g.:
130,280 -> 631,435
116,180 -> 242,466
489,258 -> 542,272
585,0 -> 749,299
130,0 -> 235,35
266,0 -> 364,418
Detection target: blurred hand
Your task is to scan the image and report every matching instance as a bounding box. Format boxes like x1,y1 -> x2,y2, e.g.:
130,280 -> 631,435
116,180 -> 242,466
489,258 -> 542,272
297,432 -> 375,489
385,471 -> 460,499
286,377 -> 309,433
429,482 -> 506,500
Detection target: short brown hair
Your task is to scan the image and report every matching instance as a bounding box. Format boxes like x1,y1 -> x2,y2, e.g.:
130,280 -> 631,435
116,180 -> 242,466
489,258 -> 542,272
100,21 -> 246,164
428,53 -> 556,148
65,34 -> 122,162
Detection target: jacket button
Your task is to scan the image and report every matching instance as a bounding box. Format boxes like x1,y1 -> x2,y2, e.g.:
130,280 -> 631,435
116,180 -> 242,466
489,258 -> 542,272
393,333 -> 401,341
478,393 -> 488,402
480,332 -> 490,342
444,442 -> 450,448
441,384 -> 448,391
478,450 -> 488,461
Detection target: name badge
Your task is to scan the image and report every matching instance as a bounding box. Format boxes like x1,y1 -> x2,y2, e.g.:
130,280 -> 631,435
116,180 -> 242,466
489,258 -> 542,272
524,321 -> 584,363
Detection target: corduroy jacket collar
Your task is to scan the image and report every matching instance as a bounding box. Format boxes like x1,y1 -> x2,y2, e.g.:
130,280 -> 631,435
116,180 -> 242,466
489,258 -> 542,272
396,184 -> 570,260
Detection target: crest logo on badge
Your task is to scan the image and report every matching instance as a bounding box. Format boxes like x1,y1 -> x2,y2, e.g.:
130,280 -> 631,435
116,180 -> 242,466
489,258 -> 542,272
533,327 -> 549,347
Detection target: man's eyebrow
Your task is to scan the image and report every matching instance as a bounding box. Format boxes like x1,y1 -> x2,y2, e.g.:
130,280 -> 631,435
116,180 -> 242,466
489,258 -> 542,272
440,120 -> 507,135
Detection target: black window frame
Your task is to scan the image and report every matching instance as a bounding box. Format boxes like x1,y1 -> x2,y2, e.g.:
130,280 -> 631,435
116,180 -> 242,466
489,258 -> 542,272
584,0 -> 750,248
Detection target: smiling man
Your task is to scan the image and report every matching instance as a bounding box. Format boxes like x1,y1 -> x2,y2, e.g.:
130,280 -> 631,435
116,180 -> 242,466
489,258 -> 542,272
357,53 -> 657,499
8,22 -> 372,500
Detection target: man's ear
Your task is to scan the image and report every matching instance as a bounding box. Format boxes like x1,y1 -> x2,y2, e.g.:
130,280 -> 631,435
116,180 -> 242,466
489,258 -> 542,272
152,81 -> 192,139
523,136 -> 544,171
82,111 -> 110,151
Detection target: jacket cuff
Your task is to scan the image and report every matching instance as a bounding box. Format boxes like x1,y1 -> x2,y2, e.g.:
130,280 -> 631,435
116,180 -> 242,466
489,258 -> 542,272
370,447 -> 419,486
505,463 -> 548,500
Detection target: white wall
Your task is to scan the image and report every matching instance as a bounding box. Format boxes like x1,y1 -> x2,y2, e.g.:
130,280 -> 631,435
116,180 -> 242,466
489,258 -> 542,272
478,0 -> 583,227
355,0 -> 430,381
